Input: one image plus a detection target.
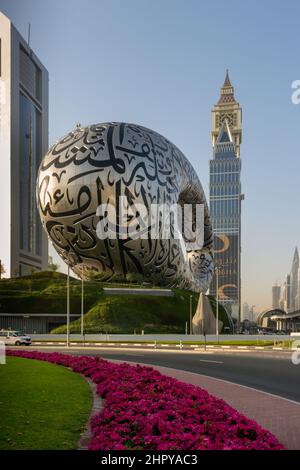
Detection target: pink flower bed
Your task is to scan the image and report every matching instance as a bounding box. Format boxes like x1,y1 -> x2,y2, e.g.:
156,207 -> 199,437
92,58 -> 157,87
7,350 -> 284,450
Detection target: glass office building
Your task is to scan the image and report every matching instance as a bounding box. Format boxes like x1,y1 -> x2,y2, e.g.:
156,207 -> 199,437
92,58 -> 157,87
0,12 -> 48,276
209,72 -> 243,324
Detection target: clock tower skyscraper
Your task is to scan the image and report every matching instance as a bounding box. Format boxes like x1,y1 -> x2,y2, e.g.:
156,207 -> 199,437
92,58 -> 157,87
209,71 -> 243,326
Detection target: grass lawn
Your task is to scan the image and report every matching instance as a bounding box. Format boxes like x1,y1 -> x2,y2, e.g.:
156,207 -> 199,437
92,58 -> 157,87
0,356 -> 92,450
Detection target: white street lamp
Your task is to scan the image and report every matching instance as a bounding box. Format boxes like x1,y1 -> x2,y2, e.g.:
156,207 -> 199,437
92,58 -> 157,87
81,275 -> 84,337
66,265 -> 70,347
190,295 -> 193,335
215,266 -> 220,343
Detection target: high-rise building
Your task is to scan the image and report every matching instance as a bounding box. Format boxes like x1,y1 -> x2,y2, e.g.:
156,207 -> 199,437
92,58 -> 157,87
242,302 -> 249,320
209,71 -> 243,323
272,284 -> 281,309
249,305 -> 256,322
283,274 -> 291,313
290,247 -> 299,312
295,265 -> 300,311
0,12 -> 48,276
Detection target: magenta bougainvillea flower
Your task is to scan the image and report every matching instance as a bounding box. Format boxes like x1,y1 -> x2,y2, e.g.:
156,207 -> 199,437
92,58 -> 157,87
7,350 -> 284,450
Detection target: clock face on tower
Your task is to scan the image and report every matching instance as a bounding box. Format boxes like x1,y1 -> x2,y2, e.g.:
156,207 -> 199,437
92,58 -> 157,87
216,112 -> 236,129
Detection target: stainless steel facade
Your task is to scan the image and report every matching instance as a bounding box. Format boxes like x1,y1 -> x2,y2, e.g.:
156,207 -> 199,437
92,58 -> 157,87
37,122 -> 214,292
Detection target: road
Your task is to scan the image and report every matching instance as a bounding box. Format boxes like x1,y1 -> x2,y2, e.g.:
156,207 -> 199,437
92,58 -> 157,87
17,345 -> 300,403
99,350 -> 300,402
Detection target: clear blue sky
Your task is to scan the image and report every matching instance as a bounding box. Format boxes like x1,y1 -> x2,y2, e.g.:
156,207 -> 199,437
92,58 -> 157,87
1,0 -> 300,311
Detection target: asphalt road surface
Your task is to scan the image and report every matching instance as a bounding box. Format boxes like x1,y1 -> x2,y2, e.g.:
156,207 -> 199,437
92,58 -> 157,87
99,350 -> 300,402
24,346 -> 300,403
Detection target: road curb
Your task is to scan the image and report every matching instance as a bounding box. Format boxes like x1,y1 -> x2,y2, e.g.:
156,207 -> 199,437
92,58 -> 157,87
77,377 -> 103,450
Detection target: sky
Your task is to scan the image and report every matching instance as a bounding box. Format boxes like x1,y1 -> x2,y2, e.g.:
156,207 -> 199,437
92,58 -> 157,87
1,0 -> 300,311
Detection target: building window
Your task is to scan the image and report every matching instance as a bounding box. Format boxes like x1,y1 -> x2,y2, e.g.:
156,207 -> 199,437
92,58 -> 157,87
19,47 -> 42,102
19,92 -> 42,256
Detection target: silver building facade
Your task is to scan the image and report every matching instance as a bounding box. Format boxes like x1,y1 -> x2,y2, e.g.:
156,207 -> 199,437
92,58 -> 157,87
0,12 -> 48,276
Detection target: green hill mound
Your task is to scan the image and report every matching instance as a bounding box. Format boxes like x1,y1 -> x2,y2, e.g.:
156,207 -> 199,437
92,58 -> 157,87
0,271 -> 99,315
0,272 -> 232,334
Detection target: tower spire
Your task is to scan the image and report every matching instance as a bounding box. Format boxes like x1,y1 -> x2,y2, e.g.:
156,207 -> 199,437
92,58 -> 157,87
292,246 -> 299,265
218,69 -> 236,104
211,71 -> 242,157
223,69 -> 232,87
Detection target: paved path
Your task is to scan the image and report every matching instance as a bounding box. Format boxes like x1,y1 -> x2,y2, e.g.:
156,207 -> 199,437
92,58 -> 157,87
111,359 -> 300,450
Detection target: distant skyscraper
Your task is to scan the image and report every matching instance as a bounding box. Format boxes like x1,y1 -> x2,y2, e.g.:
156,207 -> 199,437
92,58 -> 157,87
272,284 -> 281,309
283,274 -> 291,313
0,12 -> 48,276
242,302 -> 249,320
290,247 -> 299,312
209,71 -> 243,323
295,265 -> 300,311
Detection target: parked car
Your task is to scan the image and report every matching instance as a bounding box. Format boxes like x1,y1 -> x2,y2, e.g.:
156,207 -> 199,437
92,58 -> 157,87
0,330 -> 31,346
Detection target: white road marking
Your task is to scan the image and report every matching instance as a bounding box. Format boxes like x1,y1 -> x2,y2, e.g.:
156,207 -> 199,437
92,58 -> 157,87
192,349 -> 216,354
199,359 -> 223,364
227,348 -> 251,352
126,354 -> 145,357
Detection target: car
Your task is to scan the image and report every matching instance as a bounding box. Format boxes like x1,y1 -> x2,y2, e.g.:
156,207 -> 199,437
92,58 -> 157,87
0,330 -> 31,346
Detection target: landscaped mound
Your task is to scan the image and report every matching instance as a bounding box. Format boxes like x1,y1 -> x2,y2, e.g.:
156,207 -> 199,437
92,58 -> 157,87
7,350 -> 283,450
0,271 -> 232,333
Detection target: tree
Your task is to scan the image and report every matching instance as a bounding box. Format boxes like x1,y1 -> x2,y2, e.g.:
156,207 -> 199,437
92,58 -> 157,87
0,260 -> 5,280
48,256 -> 59,272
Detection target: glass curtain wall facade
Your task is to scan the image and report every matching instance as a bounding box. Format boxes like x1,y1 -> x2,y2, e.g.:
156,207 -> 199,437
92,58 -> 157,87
19,92 -> 42,258
0,12 -> 48,277
209,72 -> 243,324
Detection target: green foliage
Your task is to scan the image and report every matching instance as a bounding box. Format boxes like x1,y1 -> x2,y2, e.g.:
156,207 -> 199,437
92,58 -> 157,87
52,291 -> 190,334
0,271 -> 232,334
52,289 -> 232,335
0,271 -> 99,314
0,261 -> 5,276
125,272 -> 144,283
